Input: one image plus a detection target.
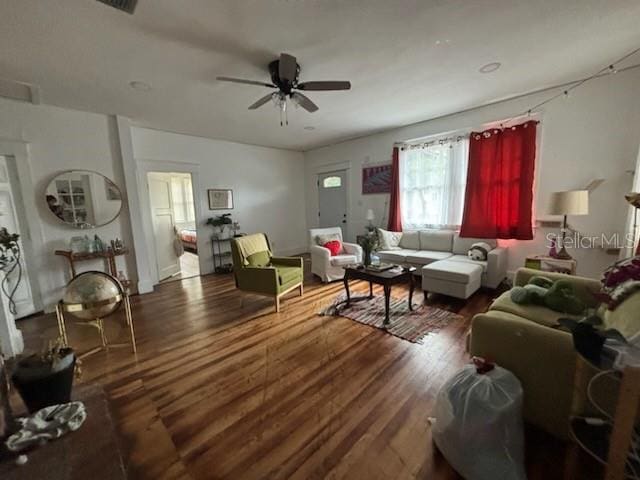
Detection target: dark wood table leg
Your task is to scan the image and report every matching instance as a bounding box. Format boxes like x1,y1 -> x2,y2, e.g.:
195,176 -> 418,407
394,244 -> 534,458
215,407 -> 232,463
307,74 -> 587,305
408,274 -> 415,311
383,285 -> 391,326
369,281 -> 373,298
343,273 -> 351,307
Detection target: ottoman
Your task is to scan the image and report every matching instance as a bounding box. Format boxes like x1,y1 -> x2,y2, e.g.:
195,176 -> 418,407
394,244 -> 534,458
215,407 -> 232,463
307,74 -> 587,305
422,260 -> 482,299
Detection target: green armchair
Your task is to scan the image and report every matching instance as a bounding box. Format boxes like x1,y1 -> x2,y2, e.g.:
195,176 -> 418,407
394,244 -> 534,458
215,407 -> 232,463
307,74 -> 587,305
230,233 -> 304,312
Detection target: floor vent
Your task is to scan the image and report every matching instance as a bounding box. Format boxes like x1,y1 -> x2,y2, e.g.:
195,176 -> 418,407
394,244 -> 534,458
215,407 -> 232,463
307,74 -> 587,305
96,0 -> 138,14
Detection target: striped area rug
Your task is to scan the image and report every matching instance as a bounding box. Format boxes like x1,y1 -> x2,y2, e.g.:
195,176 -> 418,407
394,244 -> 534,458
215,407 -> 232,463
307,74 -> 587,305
319,294 -> 462,344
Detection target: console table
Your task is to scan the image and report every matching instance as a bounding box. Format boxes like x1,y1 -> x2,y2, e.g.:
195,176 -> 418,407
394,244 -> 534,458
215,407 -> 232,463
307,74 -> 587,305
55,249 -> 130,289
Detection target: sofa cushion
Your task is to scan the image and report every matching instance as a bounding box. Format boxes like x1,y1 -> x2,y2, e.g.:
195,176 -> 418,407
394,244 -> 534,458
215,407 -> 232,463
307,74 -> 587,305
452,233 -> 497,255
419,230 -> 454,252
447,254 -> 488,273
422,260 -> 483,284
377,228 -> 403,250
276,266 -> 301,286
246,250 -> 271,267
489,291 -> 583,328
399,231 -> 420,250
330,254 -> 357,266
377,249 -> 417,264
405,250 -> 453,265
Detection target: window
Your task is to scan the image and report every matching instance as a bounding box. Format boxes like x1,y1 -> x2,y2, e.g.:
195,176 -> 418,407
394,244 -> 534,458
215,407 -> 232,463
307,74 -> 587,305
400,140 -> 469,229
171,176 -> 195,224
323,176 -> 342,188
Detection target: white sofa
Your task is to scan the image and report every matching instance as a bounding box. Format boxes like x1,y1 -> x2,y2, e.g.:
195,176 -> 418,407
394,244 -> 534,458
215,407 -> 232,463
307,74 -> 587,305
309,227 -> 363,282
377,230 -> 507,298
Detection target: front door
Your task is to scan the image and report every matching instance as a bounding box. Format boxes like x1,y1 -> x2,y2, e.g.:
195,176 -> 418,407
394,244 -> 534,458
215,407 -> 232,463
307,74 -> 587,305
148,172 -> 180,281
318,170 -> 348,233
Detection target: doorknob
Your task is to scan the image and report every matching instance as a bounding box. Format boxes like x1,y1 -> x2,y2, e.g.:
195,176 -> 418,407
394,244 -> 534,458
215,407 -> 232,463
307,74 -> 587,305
342,220 -> 347,224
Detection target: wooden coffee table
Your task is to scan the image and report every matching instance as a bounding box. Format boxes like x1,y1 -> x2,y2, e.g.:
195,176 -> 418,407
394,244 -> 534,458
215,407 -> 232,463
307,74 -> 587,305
340,265 -> 417,326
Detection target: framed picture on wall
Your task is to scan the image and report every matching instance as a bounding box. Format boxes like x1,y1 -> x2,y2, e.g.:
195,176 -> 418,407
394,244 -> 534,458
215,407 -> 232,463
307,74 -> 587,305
208,189 -> 234,210
362,164 -> 392,194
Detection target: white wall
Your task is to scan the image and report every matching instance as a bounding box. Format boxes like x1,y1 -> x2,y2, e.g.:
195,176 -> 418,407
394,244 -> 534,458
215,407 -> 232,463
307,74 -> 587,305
0,98 -> 136,309
131,127 -> 307,275
304,67 -> 640,278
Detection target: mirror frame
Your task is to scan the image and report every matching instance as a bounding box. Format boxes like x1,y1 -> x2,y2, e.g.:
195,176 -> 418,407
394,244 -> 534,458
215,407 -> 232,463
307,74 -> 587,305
45,169 -> 123,229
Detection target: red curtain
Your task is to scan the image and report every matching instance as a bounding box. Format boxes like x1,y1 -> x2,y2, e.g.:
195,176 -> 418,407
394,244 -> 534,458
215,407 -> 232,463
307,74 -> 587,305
460,121 -> 537,240
387,147 -> 402,231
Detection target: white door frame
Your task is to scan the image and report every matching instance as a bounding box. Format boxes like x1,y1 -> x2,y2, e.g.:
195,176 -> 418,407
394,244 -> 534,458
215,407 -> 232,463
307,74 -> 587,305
0,139 -> 45,356
136,159 -> 205,286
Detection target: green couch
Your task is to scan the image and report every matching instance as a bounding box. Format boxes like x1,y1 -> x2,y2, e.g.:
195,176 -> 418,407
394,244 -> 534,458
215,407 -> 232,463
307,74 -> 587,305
469,268 -> 603,440
230,233 -> 303,312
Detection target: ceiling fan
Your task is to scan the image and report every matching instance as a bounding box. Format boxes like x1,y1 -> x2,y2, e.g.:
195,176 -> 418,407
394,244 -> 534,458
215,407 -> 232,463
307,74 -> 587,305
217,53 -> 351,126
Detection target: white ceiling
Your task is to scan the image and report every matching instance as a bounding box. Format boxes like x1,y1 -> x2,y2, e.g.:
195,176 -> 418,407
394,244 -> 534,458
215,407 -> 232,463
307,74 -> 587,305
1,0 -> 639,151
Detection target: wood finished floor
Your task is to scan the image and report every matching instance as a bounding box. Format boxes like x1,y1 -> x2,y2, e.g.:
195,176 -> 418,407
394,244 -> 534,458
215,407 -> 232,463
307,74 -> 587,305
20,264 -> 573,480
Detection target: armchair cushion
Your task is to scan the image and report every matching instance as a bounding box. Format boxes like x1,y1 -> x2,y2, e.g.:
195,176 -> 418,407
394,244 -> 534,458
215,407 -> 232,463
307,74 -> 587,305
246,250 -> 271,267
330,254 -> 357,266
276,266 -> 302,286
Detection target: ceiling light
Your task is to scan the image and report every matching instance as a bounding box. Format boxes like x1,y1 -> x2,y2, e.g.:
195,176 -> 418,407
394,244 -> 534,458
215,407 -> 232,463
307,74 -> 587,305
129,81 -> 152,91
479,62 -> 501,74
304,126 -> 315,131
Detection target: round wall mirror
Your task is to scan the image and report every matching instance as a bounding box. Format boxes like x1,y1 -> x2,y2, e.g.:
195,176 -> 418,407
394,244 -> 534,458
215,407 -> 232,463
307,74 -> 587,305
45,170 -> 123,228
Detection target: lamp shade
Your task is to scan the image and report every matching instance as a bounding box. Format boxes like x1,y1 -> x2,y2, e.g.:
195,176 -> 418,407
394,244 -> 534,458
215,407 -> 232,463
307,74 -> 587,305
547,190 -> 589,216
365,209 -> 375,221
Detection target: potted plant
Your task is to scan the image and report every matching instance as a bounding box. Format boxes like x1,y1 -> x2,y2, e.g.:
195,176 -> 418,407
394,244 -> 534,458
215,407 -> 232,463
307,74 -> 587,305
206,214 -> 233,238
11,340 -> 76,413
0,228 -> 22,315
358,232 -> 379,267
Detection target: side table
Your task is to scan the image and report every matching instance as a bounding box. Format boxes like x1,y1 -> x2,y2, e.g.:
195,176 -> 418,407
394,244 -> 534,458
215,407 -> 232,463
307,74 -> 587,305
525,255 -> 577,275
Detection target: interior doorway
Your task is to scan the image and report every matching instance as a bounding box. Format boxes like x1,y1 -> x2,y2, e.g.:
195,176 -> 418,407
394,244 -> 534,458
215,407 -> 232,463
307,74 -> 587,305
318,170 -> 348,232
0,155 -> 37,318
147,171 -> 200,283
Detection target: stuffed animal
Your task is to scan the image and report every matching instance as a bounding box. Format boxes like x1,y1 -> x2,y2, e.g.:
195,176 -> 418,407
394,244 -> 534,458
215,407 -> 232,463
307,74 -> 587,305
467,242 -> 492,261
511,275 -> 586,315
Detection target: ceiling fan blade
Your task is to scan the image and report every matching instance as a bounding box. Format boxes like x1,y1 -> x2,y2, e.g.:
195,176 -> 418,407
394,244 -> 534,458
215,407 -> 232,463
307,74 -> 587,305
248,93 -> 274,110
297,81 -> 351,91
217,76 -> 275,88
279,53 -> 298,83
291,92 -> 319,113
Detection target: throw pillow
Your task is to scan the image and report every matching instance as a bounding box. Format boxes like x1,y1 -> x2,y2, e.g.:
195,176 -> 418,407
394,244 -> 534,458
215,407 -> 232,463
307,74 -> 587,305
323,240 -> 342,256
377,228 -> 402,251
467,242 -> 492,261
316,233 -> 341,246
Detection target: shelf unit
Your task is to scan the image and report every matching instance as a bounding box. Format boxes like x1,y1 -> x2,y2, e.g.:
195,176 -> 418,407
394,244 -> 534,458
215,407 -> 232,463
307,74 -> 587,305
565,355 -> 640,480
211,237 -> 233,274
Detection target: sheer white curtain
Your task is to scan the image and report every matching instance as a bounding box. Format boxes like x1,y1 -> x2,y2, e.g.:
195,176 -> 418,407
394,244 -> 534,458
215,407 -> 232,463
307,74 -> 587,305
399,139 -> 469,230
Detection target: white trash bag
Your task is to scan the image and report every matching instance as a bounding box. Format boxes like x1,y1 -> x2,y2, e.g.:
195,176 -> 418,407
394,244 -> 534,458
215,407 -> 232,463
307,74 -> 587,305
431,357 -> 527,480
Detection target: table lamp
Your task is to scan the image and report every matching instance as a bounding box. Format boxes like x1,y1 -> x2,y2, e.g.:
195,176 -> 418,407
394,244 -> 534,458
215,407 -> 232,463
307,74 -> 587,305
365,209 -> 375,232
547,190 -> 589,260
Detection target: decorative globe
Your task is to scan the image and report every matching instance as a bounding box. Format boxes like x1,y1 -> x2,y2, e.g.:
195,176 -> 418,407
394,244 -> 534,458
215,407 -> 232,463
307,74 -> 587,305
62,271 -> 123,320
